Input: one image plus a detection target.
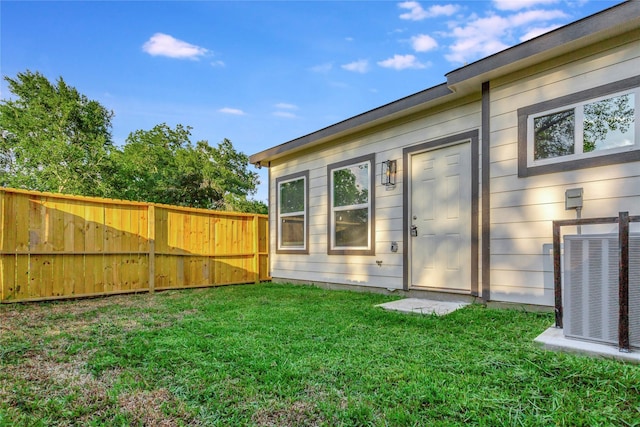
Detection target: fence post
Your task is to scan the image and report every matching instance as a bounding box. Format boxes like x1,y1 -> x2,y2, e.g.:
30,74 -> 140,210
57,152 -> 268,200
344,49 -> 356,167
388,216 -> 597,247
0,189 -> 4,302
553,220 -> 563,328
253,214 -> 259,284
148,205 -> 155,293
618,211 -> 630,352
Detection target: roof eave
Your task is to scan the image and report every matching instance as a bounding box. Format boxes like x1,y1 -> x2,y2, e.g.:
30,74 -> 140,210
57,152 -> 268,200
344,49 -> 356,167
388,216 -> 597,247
249,83 -> 452,165
250,1 -> 640,166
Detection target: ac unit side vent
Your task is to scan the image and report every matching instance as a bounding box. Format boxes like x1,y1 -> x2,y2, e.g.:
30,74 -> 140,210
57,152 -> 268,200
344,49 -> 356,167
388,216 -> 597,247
564,234 -> 640,349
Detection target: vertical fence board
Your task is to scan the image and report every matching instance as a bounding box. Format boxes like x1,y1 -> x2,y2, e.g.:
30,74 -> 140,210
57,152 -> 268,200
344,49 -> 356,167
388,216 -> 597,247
53,255 -> 66,297
1,255 -> 16,300
14,255 -> 28,300
3,192 -> 16,252
74,201 -> 86,253
0,191 -> 5,301
51,199 -> 65,252
64,254 -> 81,296
15,194 -> 30,252
85,203 -> 104,253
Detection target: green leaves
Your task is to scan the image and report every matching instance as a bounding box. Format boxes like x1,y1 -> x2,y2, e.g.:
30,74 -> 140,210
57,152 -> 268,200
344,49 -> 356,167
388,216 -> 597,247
0,70 -> 115,196
111,124 -> 265,211
0,70 -> 266,213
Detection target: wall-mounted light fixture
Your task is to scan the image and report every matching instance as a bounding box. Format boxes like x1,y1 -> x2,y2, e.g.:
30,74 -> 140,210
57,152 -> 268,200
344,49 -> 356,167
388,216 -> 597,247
381,160 -> 397,186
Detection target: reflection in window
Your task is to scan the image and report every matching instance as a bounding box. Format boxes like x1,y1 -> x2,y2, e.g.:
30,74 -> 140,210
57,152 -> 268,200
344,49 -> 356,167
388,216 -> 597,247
328,156 -> 374,254
277,172 -> 307,252
584,94 -> 635,152
534,109 -> 575,160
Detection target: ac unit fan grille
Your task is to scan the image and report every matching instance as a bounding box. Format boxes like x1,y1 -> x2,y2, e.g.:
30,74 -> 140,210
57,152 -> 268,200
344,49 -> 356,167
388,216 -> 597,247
564,234 -> 640,349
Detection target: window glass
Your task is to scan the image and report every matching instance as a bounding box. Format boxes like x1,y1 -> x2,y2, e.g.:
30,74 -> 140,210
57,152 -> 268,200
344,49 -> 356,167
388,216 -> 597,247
276,173 -> 307,252
280,178 -> 305,214
280,215 -> 304,247
328,155 -> 374,254
334,209 -> 368,247
584,93 -> 635,152
529,89 -> 638,166
333,163 -> 369,207
534,109 -> 575,160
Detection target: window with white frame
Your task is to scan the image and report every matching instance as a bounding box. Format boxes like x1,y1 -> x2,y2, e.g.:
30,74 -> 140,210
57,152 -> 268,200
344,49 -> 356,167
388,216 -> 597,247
529,90 -> 637,165
276,171 -> 308,253
518,76 -> 640,177
327,154 -> 375,255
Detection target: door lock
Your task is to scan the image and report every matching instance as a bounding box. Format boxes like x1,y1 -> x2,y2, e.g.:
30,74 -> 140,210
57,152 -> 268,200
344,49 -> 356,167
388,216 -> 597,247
410,225 -> 418,237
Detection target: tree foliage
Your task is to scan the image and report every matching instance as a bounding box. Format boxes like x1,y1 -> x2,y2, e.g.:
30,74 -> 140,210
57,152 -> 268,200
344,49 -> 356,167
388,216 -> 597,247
0,70 -> 266,213
0,70 -> 115,196
111,124 -> 266,212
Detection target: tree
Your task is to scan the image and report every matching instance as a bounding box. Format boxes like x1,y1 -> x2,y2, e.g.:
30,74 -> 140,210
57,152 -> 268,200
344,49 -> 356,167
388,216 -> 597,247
111,123 -> 266,212
0,70 -> 115,196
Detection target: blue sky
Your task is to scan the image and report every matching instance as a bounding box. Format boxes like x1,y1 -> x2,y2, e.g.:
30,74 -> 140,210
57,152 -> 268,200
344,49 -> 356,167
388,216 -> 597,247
1,0 -> 622,202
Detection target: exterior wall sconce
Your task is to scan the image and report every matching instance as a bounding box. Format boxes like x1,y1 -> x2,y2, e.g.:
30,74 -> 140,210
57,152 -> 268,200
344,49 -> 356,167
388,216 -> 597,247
381,160 -> 397,186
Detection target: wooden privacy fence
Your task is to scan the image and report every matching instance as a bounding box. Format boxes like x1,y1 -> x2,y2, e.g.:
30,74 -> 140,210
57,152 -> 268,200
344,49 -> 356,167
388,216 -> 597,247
0,187 -> 269,303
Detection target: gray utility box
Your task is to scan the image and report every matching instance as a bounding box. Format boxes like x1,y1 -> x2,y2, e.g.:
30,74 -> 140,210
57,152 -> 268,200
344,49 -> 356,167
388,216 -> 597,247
563,234 -> 640,349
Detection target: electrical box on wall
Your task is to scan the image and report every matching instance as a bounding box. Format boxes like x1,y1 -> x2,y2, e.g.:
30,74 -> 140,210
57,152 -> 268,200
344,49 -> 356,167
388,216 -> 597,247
565,188 -> 583,210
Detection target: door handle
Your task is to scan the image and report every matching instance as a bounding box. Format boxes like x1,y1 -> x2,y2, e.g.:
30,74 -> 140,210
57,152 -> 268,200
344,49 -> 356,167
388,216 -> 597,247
410,225 -> 418,237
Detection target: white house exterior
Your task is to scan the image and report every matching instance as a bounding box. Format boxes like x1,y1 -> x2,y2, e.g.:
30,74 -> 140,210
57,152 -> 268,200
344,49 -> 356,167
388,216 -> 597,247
250,1 -> 640,307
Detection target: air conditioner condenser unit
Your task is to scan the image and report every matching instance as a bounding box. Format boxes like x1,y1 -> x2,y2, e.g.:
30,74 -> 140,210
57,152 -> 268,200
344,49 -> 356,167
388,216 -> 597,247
563,233 -> 640,349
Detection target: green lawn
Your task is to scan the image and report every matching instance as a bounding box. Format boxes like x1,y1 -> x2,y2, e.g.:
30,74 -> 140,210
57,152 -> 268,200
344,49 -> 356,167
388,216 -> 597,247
1,283 -> 638,426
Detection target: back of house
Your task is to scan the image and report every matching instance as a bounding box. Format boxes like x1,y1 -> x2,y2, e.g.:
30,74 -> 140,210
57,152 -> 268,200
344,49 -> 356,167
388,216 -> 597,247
250,2 -> 640,315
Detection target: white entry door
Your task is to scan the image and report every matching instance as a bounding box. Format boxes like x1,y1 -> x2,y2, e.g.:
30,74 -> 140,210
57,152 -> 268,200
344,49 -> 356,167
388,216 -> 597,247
410,142 -> 471,291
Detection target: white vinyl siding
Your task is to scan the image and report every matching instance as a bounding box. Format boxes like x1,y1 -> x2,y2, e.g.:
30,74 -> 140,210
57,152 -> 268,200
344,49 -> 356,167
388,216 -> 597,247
489,32 -> 640,305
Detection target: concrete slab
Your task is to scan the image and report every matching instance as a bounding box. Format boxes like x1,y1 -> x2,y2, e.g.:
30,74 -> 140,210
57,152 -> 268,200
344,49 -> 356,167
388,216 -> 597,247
534,327 -> 640,364
376,298 -> 469,316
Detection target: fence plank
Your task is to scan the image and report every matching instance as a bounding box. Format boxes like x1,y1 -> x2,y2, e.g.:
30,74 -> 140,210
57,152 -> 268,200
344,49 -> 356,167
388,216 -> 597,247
15,193 -> 29,252
15,255 -> 29,300
147,205 -> 155,293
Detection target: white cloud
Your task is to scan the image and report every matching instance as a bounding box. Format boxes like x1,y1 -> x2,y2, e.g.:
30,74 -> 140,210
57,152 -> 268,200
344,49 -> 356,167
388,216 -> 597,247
444,9 -> 568,64
510,9 -> 567,26
273,111 -> 297,119
210,60 -> 225,68
274,103 -> 298,110
218,107 -> 246,115
378,54 -> 427,70
342,59 -> 370,73
519,24 -> 562,41
399,1 -> 459,21
310,62 -> 333,73
411,34 -> 438,52
142,33 -> 208,60
493,0 -> 559,11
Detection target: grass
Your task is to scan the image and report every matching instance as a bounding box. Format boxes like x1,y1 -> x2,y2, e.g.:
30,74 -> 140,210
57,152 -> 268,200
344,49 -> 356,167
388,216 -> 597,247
1,283 -> 639,426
